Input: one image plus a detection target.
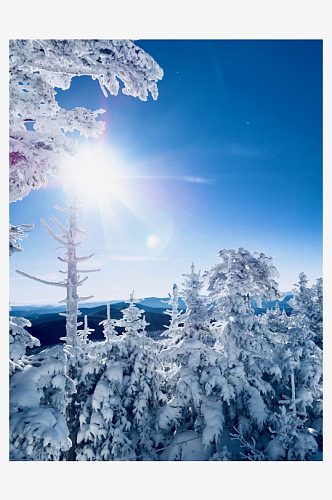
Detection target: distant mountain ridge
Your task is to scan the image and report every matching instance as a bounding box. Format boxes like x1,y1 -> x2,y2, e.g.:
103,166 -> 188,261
11,293 -> 294,351
24,304 -> 171,349
10,293 -> 293,318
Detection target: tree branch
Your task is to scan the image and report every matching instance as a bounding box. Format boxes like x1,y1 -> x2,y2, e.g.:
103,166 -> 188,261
50,216 -> 68,236
77,269 -> 101,273
16,269 -> 67,287
40,219 -> 69,248
78,295 -> 94,301
76,253 -> 96,262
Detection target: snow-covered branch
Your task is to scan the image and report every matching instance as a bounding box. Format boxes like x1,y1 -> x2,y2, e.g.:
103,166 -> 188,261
15,269 -> 67,287
9,39 -> 163,203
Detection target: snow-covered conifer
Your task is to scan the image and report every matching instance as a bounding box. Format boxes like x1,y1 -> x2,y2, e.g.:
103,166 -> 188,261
259,301 -> 289,342
157,334 -> 230,460
77,315 -> 94,347
99,302 -> 118,342
204,248 -> 284,437
231,426 -> 267,461
178,263 -> 214,345
162,284 -> 183,339
310,277 -> 323,349
288,272 -> 315,331
278,272 -> 323,427
77,292 -> 167,460
276,323 -> 322,426
9,314 -> 40,375
157,264 -> 238,459
10,344 -> 76,460
265,406 -> 318,461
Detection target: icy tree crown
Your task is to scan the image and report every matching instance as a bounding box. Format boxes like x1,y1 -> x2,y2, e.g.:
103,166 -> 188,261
9,39 -> 163,203
206,247 -> 282,307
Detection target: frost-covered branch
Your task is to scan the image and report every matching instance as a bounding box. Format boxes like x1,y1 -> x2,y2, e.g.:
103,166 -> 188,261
9,39 -> 163,203
15,269 -> 67,287
9,223 -> 34,257
40,218 -> 69,248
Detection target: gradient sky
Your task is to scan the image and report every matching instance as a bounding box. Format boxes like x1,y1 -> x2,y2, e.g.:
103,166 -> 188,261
9,39 -> 323,305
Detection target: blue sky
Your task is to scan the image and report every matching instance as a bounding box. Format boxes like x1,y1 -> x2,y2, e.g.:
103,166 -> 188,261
9,39 -> 323,304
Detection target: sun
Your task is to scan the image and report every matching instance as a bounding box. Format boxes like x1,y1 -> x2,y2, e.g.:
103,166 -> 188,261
63,146 -> 124,198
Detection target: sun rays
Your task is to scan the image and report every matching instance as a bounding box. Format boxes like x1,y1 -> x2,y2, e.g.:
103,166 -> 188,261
59,145 -> 215,267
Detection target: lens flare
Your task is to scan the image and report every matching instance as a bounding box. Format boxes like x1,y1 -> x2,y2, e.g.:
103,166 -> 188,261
147,235 -> 160,249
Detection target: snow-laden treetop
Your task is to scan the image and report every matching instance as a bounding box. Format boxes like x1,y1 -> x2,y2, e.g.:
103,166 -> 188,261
9,39 -> 163,101
206,247 -> 283,307
9,39 -> 163,203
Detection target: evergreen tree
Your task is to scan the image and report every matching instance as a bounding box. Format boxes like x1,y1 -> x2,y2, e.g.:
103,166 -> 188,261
288,272 -> 315,332
282,272 -> 323,423
204,248 -> 284,440
161,284 -> 183,343
99,302 -> 118,342
276,322 -> 323,429
262,273 -> 323,460
259,301 -> 289,343
77,315 -> 95,347
10,345 -> 76,460
265,406 -> 318,461
9,313 -> 40,375
157,264 -> 230,459
77,293 -> 166,460
310,277 -> 323,349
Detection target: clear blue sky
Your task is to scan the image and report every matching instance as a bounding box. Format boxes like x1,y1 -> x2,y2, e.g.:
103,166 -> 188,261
9,39 -> 323,305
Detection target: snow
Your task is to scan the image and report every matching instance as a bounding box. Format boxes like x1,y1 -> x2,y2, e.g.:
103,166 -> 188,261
106,361 -> 123,383
9,39 -> 163,204
9,248 -> 323,461
159,430 -> 214,461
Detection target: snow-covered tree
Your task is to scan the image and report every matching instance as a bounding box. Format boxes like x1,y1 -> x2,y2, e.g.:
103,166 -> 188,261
279,273 -> 323,427
77,292 -> 167,461
179,263 -> 214,345
9,314 -> 40,375
203,248 -> 284,439
10,344 -> 76,461
162,264 -> 213,345
9,39 -> 163,257
77,315 -> 95,347
99,302 -> 118,341
259,301 -> 289,342
157,264 -> 235,460
288,273 -> 323,348
310,277 -> 323,349
265,406 -> 318,461
9,39 -> 163,204
157,333 -> 230,460
276,321 -> 323,427
288,272 -> 315,330
15,186 -> 101,459
259,274 -> 323,461
161,284 -> 183,339
16,186 -> 100,346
